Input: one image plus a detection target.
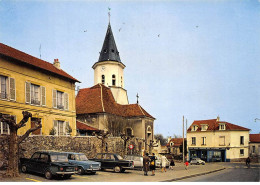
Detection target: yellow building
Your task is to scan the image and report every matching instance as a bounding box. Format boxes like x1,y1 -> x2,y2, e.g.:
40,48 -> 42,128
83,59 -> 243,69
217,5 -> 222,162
0,43 -> 79,136
187,117 -> 250,162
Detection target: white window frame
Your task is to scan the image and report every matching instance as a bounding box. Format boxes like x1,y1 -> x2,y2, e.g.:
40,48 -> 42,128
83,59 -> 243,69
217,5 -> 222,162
240,149 -> 244,156
192,137 -> 196,145
25,82 -> 45,106
191,125 -> 198,131
201,124 -> 208,131
31,83 -> 41,105
219,123 -> 226,130
0,75 -> 9,100
202,137 -> 206,145
0,121 -> 10,135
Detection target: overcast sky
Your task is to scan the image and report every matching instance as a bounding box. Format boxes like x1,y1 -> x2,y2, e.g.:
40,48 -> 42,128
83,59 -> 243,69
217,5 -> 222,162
1,0 -> 259,137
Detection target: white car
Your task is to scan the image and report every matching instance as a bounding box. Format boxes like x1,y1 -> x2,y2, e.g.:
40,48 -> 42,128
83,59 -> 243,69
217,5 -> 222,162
190,158 -> 205,165
124,155 -> 143,170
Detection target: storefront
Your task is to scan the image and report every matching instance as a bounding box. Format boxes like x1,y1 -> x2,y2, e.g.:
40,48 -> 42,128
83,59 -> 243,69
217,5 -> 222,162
189,148 -> 226,162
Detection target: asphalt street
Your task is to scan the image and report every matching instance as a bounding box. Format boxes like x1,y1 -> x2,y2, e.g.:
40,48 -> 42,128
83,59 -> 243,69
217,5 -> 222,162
0,162 -> 259,182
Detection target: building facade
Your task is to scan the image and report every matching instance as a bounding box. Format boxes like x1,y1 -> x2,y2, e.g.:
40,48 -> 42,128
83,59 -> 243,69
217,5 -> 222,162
187,117 -> 250,162
167,137 -> 187,158
249,134 -> 260,163
0,43 -> 79,136
76,23 -> 155,153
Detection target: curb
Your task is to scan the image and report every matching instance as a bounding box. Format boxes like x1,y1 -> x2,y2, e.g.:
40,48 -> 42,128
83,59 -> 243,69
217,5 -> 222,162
161,167 -> 226,182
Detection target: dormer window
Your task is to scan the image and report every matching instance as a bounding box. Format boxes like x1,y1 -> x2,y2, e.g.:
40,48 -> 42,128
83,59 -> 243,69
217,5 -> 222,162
112,74 -> 116,86
191,125 -> 198,131
219,123 -> 226,130
201,124 -> 208,131
170,142 -> 174,147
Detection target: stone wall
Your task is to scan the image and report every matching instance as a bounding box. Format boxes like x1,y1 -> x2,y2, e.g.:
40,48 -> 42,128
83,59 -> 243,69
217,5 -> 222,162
0,135 -> 142,166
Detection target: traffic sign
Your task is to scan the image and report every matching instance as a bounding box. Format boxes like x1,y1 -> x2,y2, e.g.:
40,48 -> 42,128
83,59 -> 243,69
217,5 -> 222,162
129,144 -> 134,150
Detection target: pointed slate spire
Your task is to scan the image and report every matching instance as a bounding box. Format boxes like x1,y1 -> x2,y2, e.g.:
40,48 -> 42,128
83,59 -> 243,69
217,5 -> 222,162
98,23 -> 121,63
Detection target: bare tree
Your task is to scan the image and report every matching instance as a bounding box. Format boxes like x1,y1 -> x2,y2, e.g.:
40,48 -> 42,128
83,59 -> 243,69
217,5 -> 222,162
0,111 -> 42,177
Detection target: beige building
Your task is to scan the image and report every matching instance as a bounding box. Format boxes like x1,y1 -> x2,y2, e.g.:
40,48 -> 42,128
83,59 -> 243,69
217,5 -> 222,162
187,117 -> 250,162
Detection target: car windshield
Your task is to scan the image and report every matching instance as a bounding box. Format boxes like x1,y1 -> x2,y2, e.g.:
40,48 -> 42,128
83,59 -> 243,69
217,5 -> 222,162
50,154 -> 68,162
116,154 -> 123,160
75,154 -> 88,161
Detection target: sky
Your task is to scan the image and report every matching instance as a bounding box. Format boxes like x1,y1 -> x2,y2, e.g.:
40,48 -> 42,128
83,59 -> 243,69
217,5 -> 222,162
0,0 -> 259,137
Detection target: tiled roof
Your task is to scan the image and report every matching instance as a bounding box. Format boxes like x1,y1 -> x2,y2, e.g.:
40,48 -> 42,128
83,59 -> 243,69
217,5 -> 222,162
250,134 -> 260,143
0,43 -> 79,82
167,138 -> 185,147
187,119 -> 250,132
76,84 -> 155,119
76,121 -> 99,131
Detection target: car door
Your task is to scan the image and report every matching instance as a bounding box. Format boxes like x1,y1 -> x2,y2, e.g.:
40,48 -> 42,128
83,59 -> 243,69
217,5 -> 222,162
38,153 -> 50,174
29,152 -> 41,172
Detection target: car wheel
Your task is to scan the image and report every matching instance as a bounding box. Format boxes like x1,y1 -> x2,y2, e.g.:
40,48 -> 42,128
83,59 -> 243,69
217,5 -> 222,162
21,165 -> 27,173
45,171 -> 53,180
78,167 -> 85,175
114,166 -> 121,173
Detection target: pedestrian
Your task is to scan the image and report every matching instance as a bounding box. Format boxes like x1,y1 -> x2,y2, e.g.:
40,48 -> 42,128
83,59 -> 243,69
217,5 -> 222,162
246,157 -> 251,168
184,160 -> 189,170
169,159 -> 175,170
161,155 -> 167,172
143,153 -> 151,176
150,153 -> 156,176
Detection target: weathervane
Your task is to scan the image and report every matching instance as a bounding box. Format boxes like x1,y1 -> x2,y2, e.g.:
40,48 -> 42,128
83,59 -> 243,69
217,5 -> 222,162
108,7 -> 111,23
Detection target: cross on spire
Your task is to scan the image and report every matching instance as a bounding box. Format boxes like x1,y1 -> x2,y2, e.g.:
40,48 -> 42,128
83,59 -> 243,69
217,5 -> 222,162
136,93 -> 139,104
108,7 -> 111,23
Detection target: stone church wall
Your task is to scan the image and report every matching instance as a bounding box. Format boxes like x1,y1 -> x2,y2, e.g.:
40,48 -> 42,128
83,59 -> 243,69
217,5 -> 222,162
0,135 -> 143,167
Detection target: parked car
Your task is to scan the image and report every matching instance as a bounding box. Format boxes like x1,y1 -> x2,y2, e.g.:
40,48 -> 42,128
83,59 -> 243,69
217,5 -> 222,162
90,153 -> 134,173
62,152 -> 101,175
124,155 -> 143,170
190,158 -> 205,165
20,151 -> 77,179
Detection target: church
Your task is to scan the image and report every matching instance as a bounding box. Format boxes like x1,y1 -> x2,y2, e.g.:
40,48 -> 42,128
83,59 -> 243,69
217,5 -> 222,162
76,22 -> 155,152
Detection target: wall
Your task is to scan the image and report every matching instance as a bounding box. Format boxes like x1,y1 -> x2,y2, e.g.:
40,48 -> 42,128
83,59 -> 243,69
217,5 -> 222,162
0,135 -> 143,165
0,58 -> 77,136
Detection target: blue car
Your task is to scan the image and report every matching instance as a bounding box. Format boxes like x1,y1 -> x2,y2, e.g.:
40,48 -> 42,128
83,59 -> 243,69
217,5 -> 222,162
62,152 -> 101,175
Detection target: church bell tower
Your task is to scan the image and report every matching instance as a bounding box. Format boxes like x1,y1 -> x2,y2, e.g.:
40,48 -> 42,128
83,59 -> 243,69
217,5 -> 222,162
92,23 -> 129,105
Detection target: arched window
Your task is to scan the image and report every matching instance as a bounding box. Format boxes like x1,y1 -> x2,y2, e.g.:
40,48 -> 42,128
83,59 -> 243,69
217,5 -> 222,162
112,74 -> 116,86
102,75 -> 105,85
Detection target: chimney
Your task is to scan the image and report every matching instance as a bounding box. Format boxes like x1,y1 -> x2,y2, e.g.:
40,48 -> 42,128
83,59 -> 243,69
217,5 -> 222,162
53,59 -> 60,69
217,115 -> 220,121
168,136 -> 172,143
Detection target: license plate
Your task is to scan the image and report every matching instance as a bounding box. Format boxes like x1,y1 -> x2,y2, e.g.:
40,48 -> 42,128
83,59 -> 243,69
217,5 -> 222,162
66,168 -> 73,172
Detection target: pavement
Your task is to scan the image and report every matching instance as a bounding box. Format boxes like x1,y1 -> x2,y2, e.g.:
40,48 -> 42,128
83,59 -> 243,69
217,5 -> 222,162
0,162 -> 259,182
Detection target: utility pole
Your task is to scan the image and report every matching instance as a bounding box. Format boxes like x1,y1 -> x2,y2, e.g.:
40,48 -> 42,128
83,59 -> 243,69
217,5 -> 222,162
186,118 -> 188,161
183,115 -> 185,163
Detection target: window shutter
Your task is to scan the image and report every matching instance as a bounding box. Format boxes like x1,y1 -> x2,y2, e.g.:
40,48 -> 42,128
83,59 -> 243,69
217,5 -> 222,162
53,120 -> 58,136
25,82 -> 31,104
9,78 -> 15,101
64,93 -> 68,110
65,121 -> 69,135
41,86 -> 46,106
52,89 -> 57,108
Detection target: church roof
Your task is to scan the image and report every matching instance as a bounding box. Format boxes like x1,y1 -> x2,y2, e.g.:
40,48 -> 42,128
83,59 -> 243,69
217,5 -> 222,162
250,134 -> 260,143
76,121 -> 99,131
167,138 -> 185,147
0,43 -> 79,83
76,84 -> 155,119
98,23 -> 122,63
187,119 -> 250,132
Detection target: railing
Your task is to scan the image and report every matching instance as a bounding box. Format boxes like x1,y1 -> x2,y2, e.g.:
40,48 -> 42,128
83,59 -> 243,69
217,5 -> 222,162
31,99 -> 40,105
57,104 -> 64,110
0,92 -> 8,99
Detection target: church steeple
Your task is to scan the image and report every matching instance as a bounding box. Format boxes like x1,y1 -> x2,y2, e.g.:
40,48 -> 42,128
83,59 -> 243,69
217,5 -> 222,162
98,23 -> 121,63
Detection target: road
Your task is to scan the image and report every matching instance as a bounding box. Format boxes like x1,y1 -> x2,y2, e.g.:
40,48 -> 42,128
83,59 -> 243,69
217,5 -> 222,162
178,163 -> 260,182
0,162 -> 259,182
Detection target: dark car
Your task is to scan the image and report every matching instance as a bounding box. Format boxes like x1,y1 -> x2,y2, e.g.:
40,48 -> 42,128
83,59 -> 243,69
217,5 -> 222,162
90,153 -> 134,173
62,152 -> 101,174
20,151 -> 77,179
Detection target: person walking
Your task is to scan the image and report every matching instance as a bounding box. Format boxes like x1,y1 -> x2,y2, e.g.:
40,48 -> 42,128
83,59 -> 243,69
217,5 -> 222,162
169,159 -> 175,170
161,155 -> 167,172
184,160 -> 189,170
143,153 -> 151,176
150,153 -> 156,176
246,157 -> 251,168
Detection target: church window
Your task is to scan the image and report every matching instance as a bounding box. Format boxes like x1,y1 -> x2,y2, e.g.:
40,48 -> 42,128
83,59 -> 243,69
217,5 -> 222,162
111,49 -> 114,53
103,49 -> 107,53
112,74 -> 116,86
102,75 -> 105,85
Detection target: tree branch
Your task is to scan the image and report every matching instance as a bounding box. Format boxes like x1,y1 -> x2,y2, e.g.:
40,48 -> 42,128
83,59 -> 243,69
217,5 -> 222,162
18,119 -> 42,144
0,113 -> 16,128
16,111 -> 32,129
